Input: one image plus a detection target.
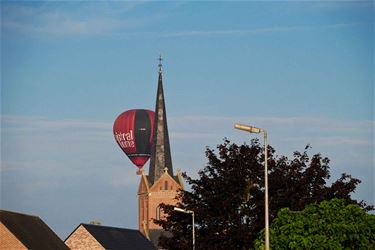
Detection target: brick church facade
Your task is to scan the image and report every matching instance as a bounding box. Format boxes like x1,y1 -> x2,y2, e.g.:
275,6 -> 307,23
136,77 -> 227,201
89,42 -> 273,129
138,58 -> 184,245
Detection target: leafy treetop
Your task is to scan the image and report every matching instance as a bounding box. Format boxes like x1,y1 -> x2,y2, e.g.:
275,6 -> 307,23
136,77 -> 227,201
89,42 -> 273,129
254,198 -> 375,249
155,139 -> 373,250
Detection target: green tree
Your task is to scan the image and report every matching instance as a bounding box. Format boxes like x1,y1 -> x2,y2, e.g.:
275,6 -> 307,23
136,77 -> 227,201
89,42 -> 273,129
156,140 -> 372,250
254,199 -> 375,249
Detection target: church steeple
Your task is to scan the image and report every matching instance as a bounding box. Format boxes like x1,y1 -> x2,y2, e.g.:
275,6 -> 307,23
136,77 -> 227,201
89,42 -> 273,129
148,55 -> 173,184
138,57 -> 184,247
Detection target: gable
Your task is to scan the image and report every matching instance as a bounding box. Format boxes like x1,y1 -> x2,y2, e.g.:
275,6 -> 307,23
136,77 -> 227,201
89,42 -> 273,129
65,224 -> 104,250
138,174 -> 150,195
173,171 -> 185,190
0,222 -> 27,250
149,172 -> 181,193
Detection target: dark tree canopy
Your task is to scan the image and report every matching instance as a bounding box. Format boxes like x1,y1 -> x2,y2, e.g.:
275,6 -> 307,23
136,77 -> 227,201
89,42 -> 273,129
155,139 -> 372,250
254,199 -> 375,249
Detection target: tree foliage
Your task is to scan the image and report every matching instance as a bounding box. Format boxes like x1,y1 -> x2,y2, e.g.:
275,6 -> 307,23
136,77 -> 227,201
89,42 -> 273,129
155,139 -> 372,250
254,199 -> 375,249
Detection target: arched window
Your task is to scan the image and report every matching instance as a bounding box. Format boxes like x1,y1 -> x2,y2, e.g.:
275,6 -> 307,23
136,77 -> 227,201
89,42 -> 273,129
164,181 -> 168,190
156,206 -> 161,220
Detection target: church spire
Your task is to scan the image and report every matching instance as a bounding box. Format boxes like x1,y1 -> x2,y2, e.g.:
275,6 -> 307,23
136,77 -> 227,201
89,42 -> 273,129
148,55 -> 173,184
158,53 -> 163,73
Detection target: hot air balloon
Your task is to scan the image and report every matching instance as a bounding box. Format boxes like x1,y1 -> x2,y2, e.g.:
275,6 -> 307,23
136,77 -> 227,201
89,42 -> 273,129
113,109 -> 155,172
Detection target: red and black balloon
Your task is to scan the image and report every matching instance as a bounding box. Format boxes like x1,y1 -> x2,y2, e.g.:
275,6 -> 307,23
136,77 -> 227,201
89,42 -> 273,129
113,109 -> 155,169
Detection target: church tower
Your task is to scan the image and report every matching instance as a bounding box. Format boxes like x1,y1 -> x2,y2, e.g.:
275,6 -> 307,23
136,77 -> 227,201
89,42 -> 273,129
138,56 -> 184,246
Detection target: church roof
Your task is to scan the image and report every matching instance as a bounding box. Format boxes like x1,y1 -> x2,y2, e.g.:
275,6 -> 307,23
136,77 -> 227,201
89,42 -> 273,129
0,210 -> 69,250
148,56 -> 174,185
70,223 -> 156,250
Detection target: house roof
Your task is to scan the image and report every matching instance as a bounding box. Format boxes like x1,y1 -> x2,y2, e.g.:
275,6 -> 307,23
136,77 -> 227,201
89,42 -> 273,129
74,223 -> 157,250
0,210 -> 69,250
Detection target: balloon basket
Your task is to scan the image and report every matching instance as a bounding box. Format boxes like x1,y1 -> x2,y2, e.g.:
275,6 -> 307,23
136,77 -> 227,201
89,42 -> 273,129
136,168 -> 144,175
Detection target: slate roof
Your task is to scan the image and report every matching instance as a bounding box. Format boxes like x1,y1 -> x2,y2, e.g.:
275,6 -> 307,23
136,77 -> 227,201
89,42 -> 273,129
148,67 -> 174,185
0,210 -> 69,250
72,223 -> 157,250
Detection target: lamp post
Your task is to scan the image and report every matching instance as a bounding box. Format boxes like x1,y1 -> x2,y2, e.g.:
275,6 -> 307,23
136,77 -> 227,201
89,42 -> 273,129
234,123 -> 269,250
174,207 -> 195,250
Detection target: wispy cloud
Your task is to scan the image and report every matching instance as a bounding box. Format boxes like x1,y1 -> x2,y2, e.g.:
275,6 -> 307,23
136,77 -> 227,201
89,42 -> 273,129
3,15 -> 132,36
2,2 -> 360,38
1,2 -> 143,36
2,115 -> 110,131
166,114 -> 374,170
168,115 -> 374,140
284,136 -> 372,146
157,23 -> 358,38
1,159 -> 62,172
3,114 -> 373,146
1,115 -> 115,173
303,1 -> 373,10
106,23 -> 360,39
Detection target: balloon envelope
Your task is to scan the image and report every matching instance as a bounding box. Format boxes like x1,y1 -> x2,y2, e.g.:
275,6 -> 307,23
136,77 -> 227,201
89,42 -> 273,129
113,109 -> 155,169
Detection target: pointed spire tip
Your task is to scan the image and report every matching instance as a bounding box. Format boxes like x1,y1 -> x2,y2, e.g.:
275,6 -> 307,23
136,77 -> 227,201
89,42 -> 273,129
158,53 -> 163,73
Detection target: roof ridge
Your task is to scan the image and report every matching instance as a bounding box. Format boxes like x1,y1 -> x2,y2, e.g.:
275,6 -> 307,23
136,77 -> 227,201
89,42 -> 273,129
0,209 -> 40,219
82,223 -> 139,231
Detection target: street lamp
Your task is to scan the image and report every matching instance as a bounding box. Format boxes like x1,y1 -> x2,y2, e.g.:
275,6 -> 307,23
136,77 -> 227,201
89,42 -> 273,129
173,207 -> 195,250
234,123 -> 269,250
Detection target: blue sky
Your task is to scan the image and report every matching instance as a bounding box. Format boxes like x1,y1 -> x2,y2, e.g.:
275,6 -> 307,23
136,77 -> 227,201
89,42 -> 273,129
1,1 -> 374,239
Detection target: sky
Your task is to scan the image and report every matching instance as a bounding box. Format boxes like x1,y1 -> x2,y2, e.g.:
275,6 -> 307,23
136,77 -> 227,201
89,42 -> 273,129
1,1 -> 374,239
